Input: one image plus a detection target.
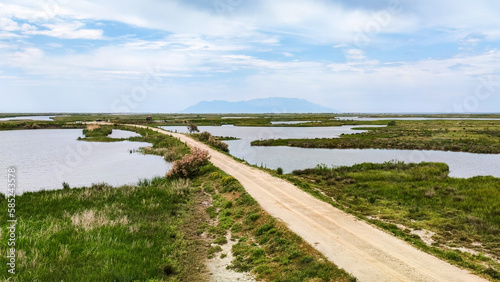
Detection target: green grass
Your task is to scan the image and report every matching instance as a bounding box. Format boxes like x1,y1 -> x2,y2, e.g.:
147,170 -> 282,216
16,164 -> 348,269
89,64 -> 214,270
252,119 -> 500,154
0,120 -> 83,131
0,123 -> 357,281
0,177 -> 209,281
200,167 -> 356,281
287,161 -> 500,280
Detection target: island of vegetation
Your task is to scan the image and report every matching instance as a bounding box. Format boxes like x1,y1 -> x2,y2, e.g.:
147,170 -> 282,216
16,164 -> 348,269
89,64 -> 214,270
251,119 -> 500,154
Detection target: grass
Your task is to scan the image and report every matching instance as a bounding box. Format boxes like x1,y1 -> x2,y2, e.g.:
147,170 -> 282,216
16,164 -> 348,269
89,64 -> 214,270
0,120 -> 83,131
252,119 -> 500,154
287,161 -> 500,280
0,177 -> 209,281
0,123 -> 357,281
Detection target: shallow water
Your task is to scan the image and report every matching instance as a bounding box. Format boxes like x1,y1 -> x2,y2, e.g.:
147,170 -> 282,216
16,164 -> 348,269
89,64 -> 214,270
162,125 -> 500,178
0,115 -> 55,121
108,129 -> 141,139
0,129 -> 170,193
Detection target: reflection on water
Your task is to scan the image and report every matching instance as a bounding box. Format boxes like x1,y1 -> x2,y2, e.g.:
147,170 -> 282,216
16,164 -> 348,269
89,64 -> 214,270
108,129 -> 141,139
0,115 -> 55,121
162,125 -> 500,178
0,129 -> 170,193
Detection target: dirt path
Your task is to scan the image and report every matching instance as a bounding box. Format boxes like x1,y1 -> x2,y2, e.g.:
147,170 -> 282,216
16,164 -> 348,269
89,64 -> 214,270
132,124 -> 486,282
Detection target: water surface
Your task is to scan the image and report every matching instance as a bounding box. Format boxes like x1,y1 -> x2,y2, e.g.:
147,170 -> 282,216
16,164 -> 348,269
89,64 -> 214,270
162,125 -> 500,178
0,115 -> 55,121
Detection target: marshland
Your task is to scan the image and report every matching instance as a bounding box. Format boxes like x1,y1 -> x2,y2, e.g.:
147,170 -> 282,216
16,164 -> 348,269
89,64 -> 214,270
1,113 -> 499,280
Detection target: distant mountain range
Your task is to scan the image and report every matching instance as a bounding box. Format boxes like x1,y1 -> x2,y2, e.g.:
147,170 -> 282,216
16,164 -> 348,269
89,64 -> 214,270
180,97 -> 337,114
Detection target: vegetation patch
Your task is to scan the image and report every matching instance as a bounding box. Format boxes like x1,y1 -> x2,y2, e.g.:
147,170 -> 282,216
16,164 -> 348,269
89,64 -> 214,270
199,165 -> 356,281
287,161 -> 500,280
0,176 -> 210,281
252,119 -> 500,154
191,131 -> 230,152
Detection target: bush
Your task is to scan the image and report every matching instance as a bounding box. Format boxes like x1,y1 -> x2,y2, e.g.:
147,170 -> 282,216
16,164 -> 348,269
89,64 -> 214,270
193,132 -> 229,152
199,131 -> 211,141
276,167 -> 283,175
166,148 -> 210,178
62,182 -> 70,190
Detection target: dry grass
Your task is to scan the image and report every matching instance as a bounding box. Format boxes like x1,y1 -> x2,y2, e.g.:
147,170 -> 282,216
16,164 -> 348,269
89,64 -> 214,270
70,209 -> 129,231
86,124 -> 100,131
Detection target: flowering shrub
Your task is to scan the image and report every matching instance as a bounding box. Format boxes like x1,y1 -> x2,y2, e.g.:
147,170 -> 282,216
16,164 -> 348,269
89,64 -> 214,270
166,148 -> 210,178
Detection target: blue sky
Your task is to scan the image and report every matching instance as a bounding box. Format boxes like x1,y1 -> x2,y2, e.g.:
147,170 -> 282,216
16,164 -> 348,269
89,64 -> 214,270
0,0 -> 499,113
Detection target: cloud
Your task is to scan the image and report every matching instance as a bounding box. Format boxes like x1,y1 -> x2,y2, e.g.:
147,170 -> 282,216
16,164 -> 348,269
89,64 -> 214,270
25,21 -> 104,40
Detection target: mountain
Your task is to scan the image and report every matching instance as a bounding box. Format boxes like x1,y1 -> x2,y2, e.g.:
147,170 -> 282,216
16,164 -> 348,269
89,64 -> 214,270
180,97 -> 337,113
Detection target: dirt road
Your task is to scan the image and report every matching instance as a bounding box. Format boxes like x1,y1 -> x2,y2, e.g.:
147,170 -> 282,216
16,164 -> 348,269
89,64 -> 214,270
135,125 -> 486,282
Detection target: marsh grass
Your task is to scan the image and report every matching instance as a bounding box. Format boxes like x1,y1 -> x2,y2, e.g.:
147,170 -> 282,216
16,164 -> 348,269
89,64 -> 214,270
0,127 -> 205,281
200,165 -> 355,281
289,161 -> 500,279
0,176 -> 208,281
252,119 -> 500,154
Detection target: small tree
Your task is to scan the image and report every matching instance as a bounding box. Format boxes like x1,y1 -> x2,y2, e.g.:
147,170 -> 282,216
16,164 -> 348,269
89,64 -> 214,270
187,123 -> 199,133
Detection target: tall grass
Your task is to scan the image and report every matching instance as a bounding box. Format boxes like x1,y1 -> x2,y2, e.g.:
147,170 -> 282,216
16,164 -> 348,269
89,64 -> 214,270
0,177 -> 206,281
290,161 -> 500,279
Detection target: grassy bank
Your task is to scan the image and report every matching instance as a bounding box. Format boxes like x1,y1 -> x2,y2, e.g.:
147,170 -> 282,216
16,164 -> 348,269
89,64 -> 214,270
0,177 -> 211,281
197,165 -> 355,281
0,120 -> 82,131
285,162 -> 500,280
252,119 -> 500,154
1,124 -> 355,281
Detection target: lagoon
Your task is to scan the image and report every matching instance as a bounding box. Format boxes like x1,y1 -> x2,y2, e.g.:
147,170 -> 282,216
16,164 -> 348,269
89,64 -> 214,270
0,129 -> 170,193
0,115 -> 55,121
162,125 -> 500,178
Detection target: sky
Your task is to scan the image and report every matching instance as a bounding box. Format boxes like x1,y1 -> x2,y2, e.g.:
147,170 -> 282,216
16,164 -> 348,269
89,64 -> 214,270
0,0 -> 499,113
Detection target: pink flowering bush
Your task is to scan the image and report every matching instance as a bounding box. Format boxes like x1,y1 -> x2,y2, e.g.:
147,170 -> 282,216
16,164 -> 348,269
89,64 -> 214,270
166,148 -> 210,178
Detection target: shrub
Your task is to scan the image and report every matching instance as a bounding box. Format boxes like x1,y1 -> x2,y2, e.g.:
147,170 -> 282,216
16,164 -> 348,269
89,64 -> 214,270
199,131 -> 211,141
187,123 -> 199,133
276,167 -> 283,175
193,131 -> 229,152
166,148 -> 210,178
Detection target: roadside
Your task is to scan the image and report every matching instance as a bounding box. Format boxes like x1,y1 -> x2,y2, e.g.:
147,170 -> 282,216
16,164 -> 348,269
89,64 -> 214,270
129,123 -> 488,282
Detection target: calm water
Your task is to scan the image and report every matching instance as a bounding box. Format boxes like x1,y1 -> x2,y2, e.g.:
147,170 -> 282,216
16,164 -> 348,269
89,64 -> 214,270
162,125 -> 500,178
270,121 -> 321,125
0,115 -> 55,121
108,129 -> 141,139
0,129 -> 170,194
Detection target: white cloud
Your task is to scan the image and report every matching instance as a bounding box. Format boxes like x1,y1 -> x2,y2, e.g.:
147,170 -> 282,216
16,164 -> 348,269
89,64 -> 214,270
0,17 -> 20,31
25,21 -> 104,40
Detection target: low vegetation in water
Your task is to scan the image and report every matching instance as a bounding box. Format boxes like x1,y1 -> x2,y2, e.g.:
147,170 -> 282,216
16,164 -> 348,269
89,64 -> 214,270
286,161 -> 500,280
78,125 -> 120,142
252,120 -> 500,154
191,131 -> 230,152
0,120 -> 82,131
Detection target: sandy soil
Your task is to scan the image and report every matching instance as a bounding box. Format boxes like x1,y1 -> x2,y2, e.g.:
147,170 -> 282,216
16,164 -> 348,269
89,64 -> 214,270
133,125 -> 487,282
206,233 -> 256,282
